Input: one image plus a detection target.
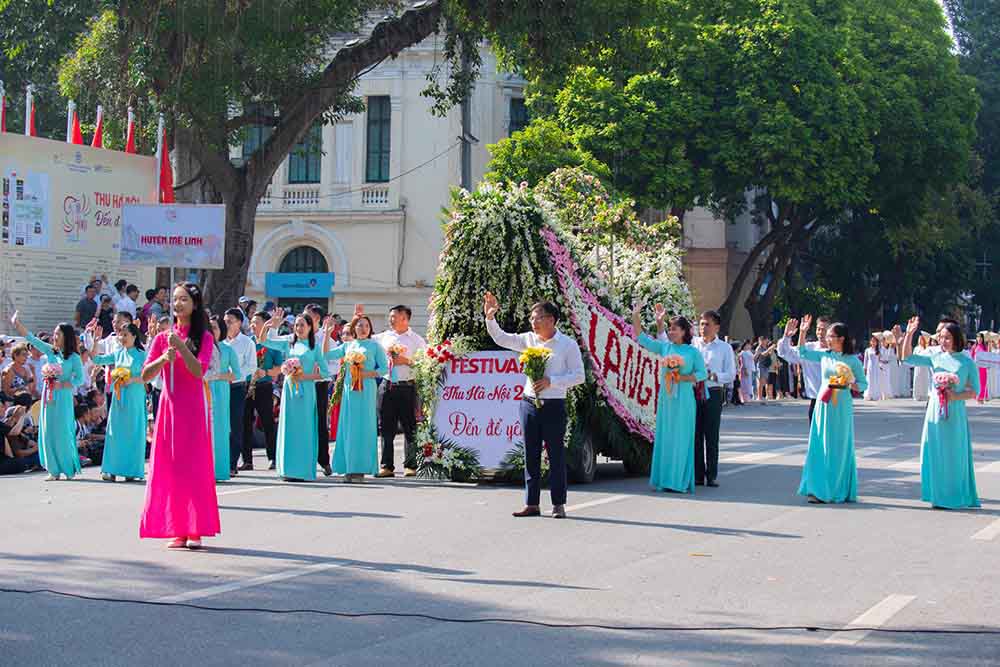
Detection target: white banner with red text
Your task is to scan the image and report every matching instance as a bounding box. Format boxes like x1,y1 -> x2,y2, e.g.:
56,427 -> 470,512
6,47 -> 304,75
431,351 -> 526,468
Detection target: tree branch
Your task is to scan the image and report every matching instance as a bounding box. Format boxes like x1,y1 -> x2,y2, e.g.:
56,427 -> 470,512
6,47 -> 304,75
248,1 -> 444,199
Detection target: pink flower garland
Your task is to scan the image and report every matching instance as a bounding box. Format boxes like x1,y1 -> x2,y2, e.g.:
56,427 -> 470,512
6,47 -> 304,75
541,227 -> 655,442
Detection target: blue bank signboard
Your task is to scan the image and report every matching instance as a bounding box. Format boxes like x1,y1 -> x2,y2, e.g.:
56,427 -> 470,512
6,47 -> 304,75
264,272 -> 335,298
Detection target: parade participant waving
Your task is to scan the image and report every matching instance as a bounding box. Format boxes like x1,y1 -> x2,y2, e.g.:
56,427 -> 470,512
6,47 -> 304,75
787,315 -> 867,504
637,304 -> 706,493
10,311 -> 85,480
901,316 -> 980,509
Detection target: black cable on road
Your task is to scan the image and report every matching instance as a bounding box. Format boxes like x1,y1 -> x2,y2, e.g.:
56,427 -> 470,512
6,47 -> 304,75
2,587 -> 999,636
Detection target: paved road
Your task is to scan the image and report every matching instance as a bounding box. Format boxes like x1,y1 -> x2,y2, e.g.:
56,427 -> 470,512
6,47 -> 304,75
3,399 -> 999,666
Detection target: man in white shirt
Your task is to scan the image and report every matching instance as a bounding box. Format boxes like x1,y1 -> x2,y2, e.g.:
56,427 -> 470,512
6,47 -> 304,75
115,283 -> 139,318
659,308 -> 735,487
370,305 -> 427,478
224,308 -> 256,473
81,274 -> 116,305
484,292 -> 585,518
778,315 -> 830,422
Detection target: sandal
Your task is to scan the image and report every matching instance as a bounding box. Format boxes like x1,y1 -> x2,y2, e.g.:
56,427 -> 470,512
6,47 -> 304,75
186,537 -> 203,550
167,538 -> 187,549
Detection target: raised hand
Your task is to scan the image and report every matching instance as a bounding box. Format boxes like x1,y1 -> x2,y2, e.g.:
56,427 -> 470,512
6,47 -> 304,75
784,318 -> 799,339
631,304 -> 644,335
10,311 -> 27,336
483,292 -> 500,320
801,314 -> 813,334
268,307 -> 285,329
353,303 -> 364,318
654,303 -> 667,327
906,316 -> 920,335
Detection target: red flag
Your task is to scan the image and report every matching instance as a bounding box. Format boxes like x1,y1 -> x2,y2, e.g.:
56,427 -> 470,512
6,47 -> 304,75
124,109 -> 136,154
159,127 -> 175,203
91,106 -> 103,148
28,101 -> 36,137
70,111 -> 83,145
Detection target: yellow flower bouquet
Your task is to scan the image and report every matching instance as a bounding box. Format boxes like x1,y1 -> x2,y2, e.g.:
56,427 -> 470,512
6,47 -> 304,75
110,367 -> 131,402
662,354 -> 685,395
345,349 -> 367,391
519,346 -> 552,408
821,362 -> 855,406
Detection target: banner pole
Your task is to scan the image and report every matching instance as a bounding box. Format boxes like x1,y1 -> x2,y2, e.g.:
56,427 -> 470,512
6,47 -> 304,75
169,265 -> 175,392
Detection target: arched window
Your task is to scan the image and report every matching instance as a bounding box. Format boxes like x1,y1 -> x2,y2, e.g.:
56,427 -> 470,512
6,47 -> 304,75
279,246 -> 328,273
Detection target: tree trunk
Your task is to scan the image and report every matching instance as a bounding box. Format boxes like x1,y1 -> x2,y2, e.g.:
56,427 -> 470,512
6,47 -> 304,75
718,223 -> 791,335
203,191 -> 259,315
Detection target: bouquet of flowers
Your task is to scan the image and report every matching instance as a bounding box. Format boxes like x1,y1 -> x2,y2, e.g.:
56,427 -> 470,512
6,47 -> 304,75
820,362 -> 855,406
110,367 -> 131,402
281,358 -> 304,396
345,349 -> 367,391
519,346 -> 552,407
426,340 -> 455,363
933,372 -> 960,419
388,343 -> 406,381
662,354 -> 685,396
42,363 -> 63,403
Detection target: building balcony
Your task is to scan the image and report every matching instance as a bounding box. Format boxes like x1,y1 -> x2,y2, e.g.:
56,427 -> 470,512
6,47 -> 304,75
257,183 -> 397,213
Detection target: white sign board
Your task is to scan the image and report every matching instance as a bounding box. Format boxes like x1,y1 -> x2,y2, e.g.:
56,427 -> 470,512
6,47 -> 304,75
121,204 -> 225,268
432,351 -> 526,468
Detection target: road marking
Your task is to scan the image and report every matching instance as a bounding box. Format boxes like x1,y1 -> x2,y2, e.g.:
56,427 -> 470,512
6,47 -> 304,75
721,451 -> 783,464
217,485 -> 280,497
825,594 -> 917,646
971,518 -> 1000,541
889,458 -> 921,472
856,446 -> 895,458
155,562 -> 342,603
875,432 -> 904,441
976,461 -> 1000,474
565,494 -> 630,513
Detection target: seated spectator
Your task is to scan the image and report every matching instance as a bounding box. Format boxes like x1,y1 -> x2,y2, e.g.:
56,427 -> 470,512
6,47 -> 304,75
74,403 -> 102,466
2,343 -> 38,406
0,403 -> 41,475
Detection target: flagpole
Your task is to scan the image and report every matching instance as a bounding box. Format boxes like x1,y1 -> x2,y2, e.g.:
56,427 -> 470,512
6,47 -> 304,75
24,85 -> 32,136
0,80 -> 6,133
66,100 -> 74,143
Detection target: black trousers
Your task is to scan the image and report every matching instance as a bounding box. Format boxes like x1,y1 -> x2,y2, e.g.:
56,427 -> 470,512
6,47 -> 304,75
380,382 -> 417,470
808,398 -> 816,423
228,383 -> 247,470
316,381 -> 330,468
150,387 -> 161,422
694,387 -> 723,483
244,381 -> 277,462
520,398 -> 567,506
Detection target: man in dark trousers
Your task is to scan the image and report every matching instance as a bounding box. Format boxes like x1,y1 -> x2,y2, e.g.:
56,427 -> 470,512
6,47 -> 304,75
370,305 -> 427,478
305,304 -> 333,476
484,292 -> 585,518
659,307 -> 736,487
245,311 -> 281,469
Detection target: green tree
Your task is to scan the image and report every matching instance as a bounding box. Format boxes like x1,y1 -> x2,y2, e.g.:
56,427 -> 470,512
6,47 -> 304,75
58,0 -> 653,313
485,119 -> 610,186
0,0 -> 105,140
513,0 -> 978,336
944,0 -> 1000,329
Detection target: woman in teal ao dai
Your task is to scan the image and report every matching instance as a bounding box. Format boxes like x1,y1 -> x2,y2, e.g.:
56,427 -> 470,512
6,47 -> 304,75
207,316 -> 242,481
326,315 -> 387,482
632,307 -> 707,493
786,315 -> 867,503
901,317 -> 980,509
11,312 -> 85,480
90,323 -> 148,481
261,309 -> 326,481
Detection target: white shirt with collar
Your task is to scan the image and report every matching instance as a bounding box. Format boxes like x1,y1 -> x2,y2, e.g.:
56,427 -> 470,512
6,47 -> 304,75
226,332 -> 257,383
657,332 -> 736,390
115,294 -> 137,317
486,318 -> 585,400
777,336 -> 825,399
373,328 -> 427,382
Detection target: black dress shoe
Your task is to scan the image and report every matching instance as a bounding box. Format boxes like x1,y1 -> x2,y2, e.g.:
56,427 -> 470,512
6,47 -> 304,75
268,461 -> 276,470
706,479 -> 719,487
695,479 -> 705,486
512,506 -> 541,517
